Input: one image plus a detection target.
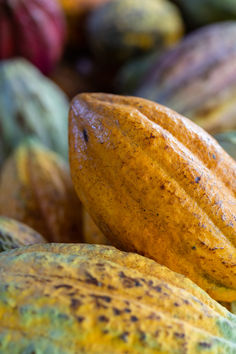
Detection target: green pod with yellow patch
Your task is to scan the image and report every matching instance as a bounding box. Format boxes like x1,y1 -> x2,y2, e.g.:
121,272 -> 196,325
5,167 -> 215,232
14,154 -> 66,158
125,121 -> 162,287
0,139 -> 83,243
1,243 -> 236,352
0,216 -> 46,252
87,0 -> 184,64
136,22 -> 236,134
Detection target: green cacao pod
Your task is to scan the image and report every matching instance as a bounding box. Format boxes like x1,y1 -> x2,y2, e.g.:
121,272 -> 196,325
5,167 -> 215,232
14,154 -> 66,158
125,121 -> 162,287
1,243 -> 236,353
136,22 -> 236,134
176,0 -> 236,27
215,131 -> 236,160
0,217 -> 46,252
0,58 -> 69,165
87,0 -> 184,64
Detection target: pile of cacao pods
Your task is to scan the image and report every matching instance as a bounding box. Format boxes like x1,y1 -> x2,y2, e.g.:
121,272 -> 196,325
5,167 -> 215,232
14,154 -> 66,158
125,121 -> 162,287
0,0 -> 236,352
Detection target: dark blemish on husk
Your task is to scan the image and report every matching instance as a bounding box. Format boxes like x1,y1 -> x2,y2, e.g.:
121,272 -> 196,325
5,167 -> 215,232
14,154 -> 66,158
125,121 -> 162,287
139,331 -> 146,341
130,315 -> 138,322
124,308 -> 131,313
120,332 -> 129,342
160,184 -> 165,190
192,246 -> 196,250
174,302 -> 180,307
91,295 -> 111,303
195,176 -> 201,183
198,342 -> 212,349
83,129 -> 89,143
174,333 -> 185,338
85,272 -> 102,286
54,284 -> 73,290
212,154 -> 216,160
153,286 -> 162,293
70,298 -> 81,310
113,308 -> 121,315
77,316 -> 84,323
118,272 -> 141,288
98,315 -> 109,322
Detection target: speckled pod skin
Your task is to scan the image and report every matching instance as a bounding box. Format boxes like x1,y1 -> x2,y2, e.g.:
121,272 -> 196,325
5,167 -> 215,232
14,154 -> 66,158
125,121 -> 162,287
0,216 -> 45,252
215,132 -> 236,161
1,243 -> 236,353
87,0 -> 183,64
69,93 -> 236,303
0,140 -> 83,243
83,209 -> 110,245
136,22 -> 236,135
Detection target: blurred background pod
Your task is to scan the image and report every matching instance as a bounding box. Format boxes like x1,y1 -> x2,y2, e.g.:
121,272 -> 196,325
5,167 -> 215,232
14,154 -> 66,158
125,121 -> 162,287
175,0 -> 236,28
59,0 -> 112,50
215,131 -> 236,160
87,0 -> 184,66
0,0 -> 66,74
0,139 -> 83,243
136,22 -> 236,135
0,216 -> 46,252
0,58 -> 69,165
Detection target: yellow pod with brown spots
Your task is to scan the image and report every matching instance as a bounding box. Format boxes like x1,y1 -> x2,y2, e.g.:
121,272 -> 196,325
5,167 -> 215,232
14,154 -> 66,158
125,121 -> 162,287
0,139 -> 83,243
0,243 -> 236,353
69,93 -> 236,303
0,216 -> 46,252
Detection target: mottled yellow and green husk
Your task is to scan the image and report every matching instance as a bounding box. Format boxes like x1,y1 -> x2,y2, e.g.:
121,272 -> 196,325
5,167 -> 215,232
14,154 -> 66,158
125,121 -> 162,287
0,216 -> 45,252
0,243 -> 236,353
0,140 -> 83,243
69,93 -> 236,303
87,0 -> 184,63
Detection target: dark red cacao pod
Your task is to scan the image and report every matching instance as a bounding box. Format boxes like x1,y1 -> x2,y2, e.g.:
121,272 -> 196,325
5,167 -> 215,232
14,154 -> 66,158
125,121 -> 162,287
0,0 -> 66,74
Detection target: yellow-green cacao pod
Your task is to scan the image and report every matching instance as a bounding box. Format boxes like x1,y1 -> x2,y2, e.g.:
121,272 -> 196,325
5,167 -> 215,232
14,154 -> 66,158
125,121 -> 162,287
87,0 -> 184,64
1,243 -> 236,353
0,139 -> 83,243
0,216 -> 46,252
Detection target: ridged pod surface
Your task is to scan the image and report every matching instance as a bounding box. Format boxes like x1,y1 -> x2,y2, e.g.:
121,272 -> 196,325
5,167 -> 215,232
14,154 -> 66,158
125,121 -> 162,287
215,132 -> 236,161
87,0 -> 183,63
136,22 -> 236,134
0,59 -> 69,164
69,93 -> 236,302
1,243 -> 236,353
83,209 -> 110,245
0,216 -> 45,252
0,0 -> 65,74
0,140 -> 83,243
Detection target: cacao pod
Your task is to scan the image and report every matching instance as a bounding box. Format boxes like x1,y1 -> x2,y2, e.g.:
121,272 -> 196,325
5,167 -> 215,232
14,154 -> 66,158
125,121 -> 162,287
215,131 -> 236,161
0,216 -> 46,252
69,93 -> 236,303
0,0 -> 66,74
83,209 -> 110,245
0,58 -> 69,165
0,139 -> 83,243
59,0 -> 112,48
0,243 -> 236,352
176,0 -> 236,27
87,0 -> 184,64
136,22 -> 236,134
